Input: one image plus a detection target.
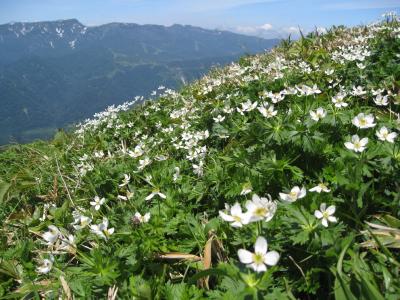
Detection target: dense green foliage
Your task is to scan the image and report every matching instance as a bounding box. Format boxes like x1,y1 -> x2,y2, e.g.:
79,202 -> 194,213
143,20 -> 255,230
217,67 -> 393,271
0,15 -> 400,299
0,19 -> 278,145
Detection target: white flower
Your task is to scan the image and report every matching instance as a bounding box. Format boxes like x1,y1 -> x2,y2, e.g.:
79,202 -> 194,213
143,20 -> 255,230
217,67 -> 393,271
376,127 -> 397,143
310,84 -> 322,95
344,135 -> 368,152
296,84 -> 321,96
132,212 -> 151,224
42,225 -> 60,245
237,100 -> 258,115
373,94 -> 389,106
309,107 -> 327,121
213,115 -> 225,123
72,214 -> 92,230
173,167 -> 180,182
128,145 -> 144,158
145,189 -> 167,201
138,157 -> 152,170
119,174 -> 131,187
223,106 -> 234,114
59,234 -> 76,253
155,155 -> 168,161
356,62 -> 366,69
372,88 -> 384,96
94,150 -> 105,158
266,92 -> 285,103
257,104 -> 277,118
309,183 -> 331,193
90,196 -> 105,210
279,186 -> 306,202
90,217 -> 114,240
245,194 -> 277,222
219,202 -> 250,227
118,189 -> 135,201
332,92 -> 348,108
314,203 -> 337,227
240,183 -> 252,195
351,85 -> 367,96
36,256 -> 54,274
325,69 -> 334,75
193,161 -> 204,177
352,113 -> 376,129
117,195 -> 128,201
237,237 -> 280,273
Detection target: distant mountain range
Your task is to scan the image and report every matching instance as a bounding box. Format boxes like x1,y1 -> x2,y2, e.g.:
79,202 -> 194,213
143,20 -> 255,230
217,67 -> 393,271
0,19 -> 279,144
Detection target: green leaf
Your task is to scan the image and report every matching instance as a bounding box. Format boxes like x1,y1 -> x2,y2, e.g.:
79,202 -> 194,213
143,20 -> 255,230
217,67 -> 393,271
358,272 -> 385,300
334,275 -> 357,300
0,180 -> 11,204
188,268 -> 228,285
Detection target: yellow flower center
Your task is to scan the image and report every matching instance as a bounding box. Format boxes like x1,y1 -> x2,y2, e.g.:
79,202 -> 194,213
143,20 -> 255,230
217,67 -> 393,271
254,207 -> 267,217
252,253 -> 264,264
233,215 -> 242,222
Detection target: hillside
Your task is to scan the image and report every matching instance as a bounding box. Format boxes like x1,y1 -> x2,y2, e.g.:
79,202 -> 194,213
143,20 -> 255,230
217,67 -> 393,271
0,19 -> 279,145
0,15 -> 399,299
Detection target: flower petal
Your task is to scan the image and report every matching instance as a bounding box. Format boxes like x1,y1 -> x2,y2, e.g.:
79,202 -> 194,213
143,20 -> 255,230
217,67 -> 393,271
238,249 -> 253,264
231,202 -> 242,215
328,216 -> 337,223
344,142 -> 354,150
231,221 -> 243,228
264,250 -> 280,266
299,187 -> 306,198
252,262 -> 267,272
314,210 -> 323,219
145,193 -> 155,200
219,211 -> 234,222
326,205 -> 336,215
254,236 -> 268,254
245,200 -> 256,211
279,193 -> 292,202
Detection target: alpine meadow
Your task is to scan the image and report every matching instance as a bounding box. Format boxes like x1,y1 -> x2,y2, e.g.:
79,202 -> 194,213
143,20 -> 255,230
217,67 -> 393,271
1,13 -> 400,299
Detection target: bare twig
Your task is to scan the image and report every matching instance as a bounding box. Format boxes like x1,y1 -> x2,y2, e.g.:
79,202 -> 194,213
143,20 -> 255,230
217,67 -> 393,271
60,276 -> 72,300
55,157 -> 75,207
107,285 -> 118,300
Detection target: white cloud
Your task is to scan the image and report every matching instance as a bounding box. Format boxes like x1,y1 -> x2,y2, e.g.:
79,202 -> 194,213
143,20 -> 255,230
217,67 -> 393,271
259,23 -> 273,30
235,23 -> 273,34
235,23 -> 272,34
236,25 -> 258,34
229,23 -> 312,39
284,26 -> 300,34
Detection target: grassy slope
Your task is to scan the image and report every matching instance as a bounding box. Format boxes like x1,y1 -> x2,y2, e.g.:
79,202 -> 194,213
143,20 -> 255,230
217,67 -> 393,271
0,17 -> 400,299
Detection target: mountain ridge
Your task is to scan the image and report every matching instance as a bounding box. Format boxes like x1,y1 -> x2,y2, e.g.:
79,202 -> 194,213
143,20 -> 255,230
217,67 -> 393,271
0,19 -> 279,144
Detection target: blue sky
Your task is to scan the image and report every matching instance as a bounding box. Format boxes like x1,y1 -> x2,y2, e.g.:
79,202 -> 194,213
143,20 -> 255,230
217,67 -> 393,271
1,0 -> 399,38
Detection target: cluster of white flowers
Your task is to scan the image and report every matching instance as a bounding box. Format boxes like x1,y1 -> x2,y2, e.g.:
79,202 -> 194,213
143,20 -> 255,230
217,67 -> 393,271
76,98 -> 141,137
34,16 -> 400,277
219,194 -> 277,228
220,181 -> 338,272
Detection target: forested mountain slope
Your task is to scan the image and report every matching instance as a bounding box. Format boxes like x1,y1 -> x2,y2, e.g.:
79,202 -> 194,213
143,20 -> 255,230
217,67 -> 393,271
0,19 -> 278,144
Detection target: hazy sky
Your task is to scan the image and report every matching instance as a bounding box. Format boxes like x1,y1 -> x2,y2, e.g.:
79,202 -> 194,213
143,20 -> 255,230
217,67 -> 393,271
1,0 -> 399,38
